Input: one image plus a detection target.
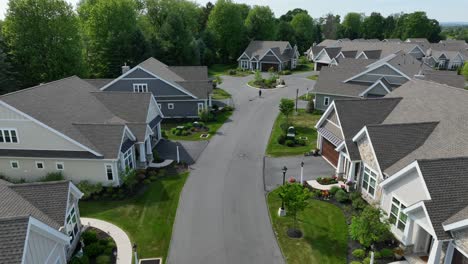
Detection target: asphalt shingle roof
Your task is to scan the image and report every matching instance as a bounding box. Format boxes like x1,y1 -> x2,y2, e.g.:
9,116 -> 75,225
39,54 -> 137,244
242,41 -> 294,62
0,216 -> 30,264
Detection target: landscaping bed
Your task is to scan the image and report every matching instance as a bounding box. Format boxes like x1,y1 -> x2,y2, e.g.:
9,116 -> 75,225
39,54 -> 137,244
79,166 -> 189,260
161,107 -> 233,141
249,70 -> 283,89
212,88 -> 232,99
208,64 -> 251,77
266,109 -> 321,157
70,228 -> 117,264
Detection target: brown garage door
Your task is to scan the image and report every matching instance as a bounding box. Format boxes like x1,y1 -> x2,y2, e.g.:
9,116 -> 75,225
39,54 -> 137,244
261,63 -> 279,72
321,138 -> 339,167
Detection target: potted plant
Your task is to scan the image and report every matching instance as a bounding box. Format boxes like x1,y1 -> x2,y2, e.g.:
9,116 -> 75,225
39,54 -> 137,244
393,247 -> 404,260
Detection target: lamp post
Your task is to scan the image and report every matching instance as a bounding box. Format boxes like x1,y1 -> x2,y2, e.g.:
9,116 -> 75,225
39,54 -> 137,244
300,161 -> 304,185
133,243 -> 138,264
278,166 -> 288,217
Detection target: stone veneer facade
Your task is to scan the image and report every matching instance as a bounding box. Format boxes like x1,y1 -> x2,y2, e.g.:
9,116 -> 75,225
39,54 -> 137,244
356,136 -> 383,205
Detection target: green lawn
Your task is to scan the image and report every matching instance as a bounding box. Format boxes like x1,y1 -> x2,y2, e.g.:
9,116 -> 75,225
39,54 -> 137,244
266,109 -> 321,157
162,110 -> 232,141
80,172 -> 189,261
212,88 -> 232,100
307,75 -> 318,80
268,188 -> 348,264
299,93 -> 314,101
208,64 -> 251,77
292,62 -> 315,73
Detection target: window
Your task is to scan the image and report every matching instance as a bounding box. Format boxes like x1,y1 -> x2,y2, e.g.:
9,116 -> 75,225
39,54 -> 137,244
389,197 -> 407,231
324,97 -> 330,106
133,83 -> 148,93
10,161 -> 19,169
105,164 -> 114,180
362,165 -> 377,197
168,103 -> 174,110
198,102 -> 204,113
123,148 -> 134,169
0,129 -> 18,143
56,162 -> 64,171
157,103 -> 162,110
35,161 -> 44,169
66,206 -> 79,243
241,60 -> 249,69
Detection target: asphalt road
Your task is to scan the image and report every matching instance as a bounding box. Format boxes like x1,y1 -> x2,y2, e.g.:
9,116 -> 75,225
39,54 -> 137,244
167,72 -> 315,264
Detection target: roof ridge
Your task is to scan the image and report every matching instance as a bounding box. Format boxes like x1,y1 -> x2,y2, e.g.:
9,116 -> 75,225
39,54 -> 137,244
0,75 -> 80,98
72,123 -> 125,126
366,121 -> 439,128
0,215 -> 31,222
412,78 -> 468,91
335,97 -> 402,102
10,180 -> 70,187
417,156 -> 468,163
91,91 -> 152,95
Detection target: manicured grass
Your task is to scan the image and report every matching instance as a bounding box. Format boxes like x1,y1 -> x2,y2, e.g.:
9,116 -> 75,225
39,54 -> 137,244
307,75 -> 318,80
208,64 -> 251,77
80,172 -> 189,260
266,109 -> 321,157
292,62 -> 315,73
212,88 -> 232,99
268,188 -> 348,264
162,110 -> 233,141
299,93 -> 315,101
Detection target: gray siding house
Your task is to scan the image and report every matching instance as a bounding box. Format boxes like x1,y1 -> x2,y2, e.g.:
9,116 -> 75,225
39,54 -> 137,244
237,41 -> 299,72
99,57 -> 213,118
0,180 -> 83,263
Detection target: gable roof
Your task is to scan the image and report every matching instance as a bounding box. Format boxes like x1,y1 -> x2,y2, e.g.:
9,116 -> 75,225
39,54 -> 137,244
0,216 -> 29,264
366,122 -> 438,172
241,41 -> 294,62
168,66 -> 209,81
333,98 -> 401,159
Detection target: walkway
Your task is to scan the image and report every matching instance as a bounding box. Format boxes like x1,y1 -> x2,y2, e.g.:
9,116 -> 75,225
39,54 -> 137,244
167,72 -> 317,264
81,217 -> 132,264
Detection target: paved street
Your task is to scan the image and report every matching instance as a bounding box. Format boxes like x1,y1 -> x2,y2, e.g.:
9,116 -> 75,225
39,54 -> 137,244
167,72 -> 316,264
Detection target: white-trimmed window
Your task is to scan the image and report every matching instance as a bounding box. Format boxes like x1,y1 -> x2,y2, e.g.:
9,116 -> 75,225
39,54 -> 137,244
0,129 -> 18,143
10,161 -> 19,169
105,164 -> 114,180
324,97 -> 330,106
362,165 -> 377,197
133,83 -> 148,93
168,103 -> 174,110
123,148 -> 134,169
389,196 -> 407,231
241,60 -> 249,69
35,161 -> 44,169
198,102 -> 204,113
56,162 -> 64,171
66,206 -> 79,243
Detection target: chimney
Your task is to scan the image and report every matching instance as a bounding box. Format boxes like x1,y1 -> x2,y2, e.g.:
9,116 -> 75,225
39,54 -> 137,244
122,63 -> 130,74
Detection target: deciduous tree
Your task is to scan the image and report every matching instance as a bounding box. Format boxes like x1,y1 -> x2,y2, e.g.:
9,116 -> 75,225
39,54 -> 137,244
290,12 -> 316,52
362,12 -> 385,39
341,12 -> 363,39
278,183 -> 310,233
245,6 -> 277,40
349,206 -> 391,247
279,98 -> 295,126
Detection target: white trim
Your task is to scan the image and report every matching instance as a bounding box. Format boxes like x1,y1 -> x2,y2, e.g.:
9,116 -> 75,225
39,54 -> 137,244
388,194 -> 409,232
55,162 -> 64,171
29,216 -> 70,244
236,52 -> 250,61
10,160 -> 19,169
315,101 -> 337,128
356,51 -> 369,59
352,126 -> 384,175
403,201 -> 437,239
343,62 -> 411,83
361,163 -> 378,198
380,161 -> 432,199
323,96 -> 330,107
133,83 -> 148,93
313,48 -> 332,62
0,101 -> 103,157
148,95 -> 164,119
0,128 -> 19,143
335,142 -> 346,152
69,182 -> 84,199
123,126 -> 137,141
168,103 -> 174,110
105,163 -> 114,181
35,161 -> 45,169
258,48 -> 283,62
99,65 -> 197,99
358,79 -> 392,97
352,126 -> 368,142
409,45 -> 426,56
444,219 -> 468,231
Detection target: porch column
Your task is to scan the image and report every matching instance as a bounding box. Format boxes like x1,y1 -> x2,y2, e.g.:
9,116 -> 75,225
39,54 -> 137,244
428,239 -> 443,264
139,143 -> 146,163
314,62 -> 318,71
209,94 -> 212,107
402,218 -> 415,246
336,153 -> 344,175
444,242 -> 455,264
146,139 -> 152,155
348,162 -> 356,180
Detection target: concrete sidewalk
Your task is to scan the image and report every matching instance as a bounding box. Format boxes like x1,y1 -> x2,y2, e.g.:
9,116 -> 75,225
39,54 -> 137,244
81,217 -> 132,264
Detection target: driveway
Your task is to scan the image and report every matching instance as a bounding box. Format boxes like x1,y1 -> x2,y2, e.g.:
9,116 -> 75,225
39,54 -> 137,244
167,71 -> 317,264
264,155 -> 334,191
156,139 -> 208,165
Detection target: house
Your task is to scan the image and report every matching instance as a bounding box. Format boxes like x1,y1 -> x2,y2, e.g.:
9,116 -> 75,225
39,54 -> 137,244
97,57 -> 213,118
237,41 -> 299,72
0,180 -> 83,263
315,79 -> 468,263
0,76 -> 163,185
313,51 -> 465,111
424,49 -> 465,70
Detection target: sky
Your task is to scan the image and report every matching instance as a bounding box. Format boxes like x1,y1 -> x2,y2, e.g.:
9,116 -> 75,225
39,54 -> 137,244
0,0 -> 467,22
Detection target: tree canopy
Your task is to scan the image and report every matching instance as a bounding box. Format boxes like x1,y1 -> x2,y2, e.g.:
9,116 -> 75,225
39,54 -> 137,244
245,6 -> 276,40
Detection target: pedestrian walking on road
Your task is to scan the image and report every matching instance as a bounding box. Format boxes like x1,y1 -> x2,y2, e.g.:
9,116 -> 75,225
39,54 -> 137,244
259,89 -> 262,98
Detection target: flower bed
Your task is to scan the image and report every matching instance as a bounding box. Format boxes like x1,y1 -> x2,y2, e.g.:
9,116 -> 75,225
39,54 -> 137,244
316,176 -> 338,185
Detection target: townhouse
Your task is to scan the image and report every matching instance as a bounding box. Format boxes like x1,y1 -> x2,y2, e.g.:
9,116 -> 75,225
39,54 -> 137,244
316,79 -> 468,263
0,76 -> 163,185
0,180 -> 83,263
237,41 -> 300,72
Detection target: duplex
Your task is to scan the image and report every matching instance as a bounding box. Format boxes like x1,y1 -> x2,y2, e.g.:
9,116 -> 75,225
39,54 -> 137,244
316,79 -> 468,263
0,76 -> 163,185
0,180 -> 83,263
237,41 -> 300,72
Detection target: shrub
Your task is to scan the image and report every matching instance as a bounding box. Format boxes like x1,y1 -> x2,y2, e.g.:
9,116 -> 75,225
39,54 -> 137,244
171,127 -> 177,134
121,168 -> 138,191
285,139 -> 295,147
335,189 -> 349,203
212,104 -> 219,111
81,230 -> 98,245
372,251 -> 382,259
70,255 -> 89,264
362,257 -> 371,264
143,179 -> 151,185
41,172 -> 64,182
306,98 -> 315,113
329,186 -> 341,195
350,262 -> 362,264
96,255 -> 111,264
199,110 -> 215,122
277,134 -> 286,145
296,139 -> 306,146
379,248 -> 394,258
352,248 -> 366,259
84,243 -> 103,257
228,69 -> 237,75
349,206 -> 391,247
161,130 -> 168,139
281,70 -> 292,75
264,78 -> 273,87
181,130 -> 190,136
77,181 -> 103,200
